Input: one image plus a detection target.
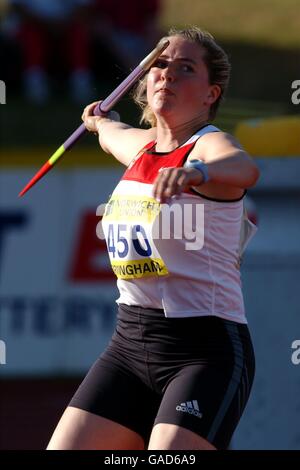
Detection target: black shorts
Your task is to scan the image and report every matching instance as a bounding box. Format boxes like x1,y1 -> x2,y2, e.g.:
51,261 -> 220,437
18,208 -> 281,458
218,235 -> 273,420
70,304 -> 255,449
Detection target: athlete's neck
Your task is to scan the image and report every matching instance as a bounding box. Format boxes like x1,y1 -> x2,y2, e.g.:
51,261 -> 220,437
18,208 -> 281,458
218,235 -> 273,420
155,115 -> 209,152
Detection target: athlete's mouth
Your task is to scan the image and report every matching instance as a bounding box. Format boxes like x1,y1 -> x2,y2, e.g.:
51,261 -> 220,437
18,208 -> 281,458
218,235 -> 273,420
156,87 -> 174,95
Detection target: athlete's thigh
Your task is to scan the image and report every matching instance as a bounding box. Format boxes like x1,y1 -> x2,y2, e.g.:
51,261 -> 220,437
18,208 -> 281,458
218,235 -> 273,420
48,355 -> 160,449
47,406 -> 145,450
152,362 -> 249,449
148,422 -> 216,450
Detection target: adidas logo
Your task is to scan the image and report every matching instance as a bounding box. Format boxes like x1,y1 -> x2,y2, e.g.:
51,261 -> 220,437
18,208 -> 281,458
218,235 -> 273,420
176,400 -> 203,418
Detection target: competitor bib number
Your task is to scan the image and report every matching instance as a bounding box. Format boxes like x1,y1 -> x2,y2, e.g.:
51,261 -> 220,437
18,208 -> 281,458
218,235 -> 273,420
107,223 -> 152,258
103,194 -> 168,279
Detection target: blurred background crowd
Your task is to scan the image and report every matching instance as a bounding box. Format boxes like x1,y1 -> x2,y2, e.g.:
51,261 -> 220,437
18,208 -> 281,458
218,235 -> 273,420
0,0 -> 161,104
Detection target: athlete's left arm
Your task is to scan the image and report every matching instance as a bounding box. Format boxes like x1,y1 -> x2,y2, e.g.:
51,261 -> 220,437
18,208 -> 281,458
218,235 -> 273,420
194,131 -> 260,188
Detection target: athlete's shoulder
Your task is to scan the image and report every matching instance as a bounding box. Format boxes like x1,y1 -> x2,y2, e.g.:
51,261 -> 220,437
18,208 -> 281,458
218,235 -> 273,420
193,129 -> 244,161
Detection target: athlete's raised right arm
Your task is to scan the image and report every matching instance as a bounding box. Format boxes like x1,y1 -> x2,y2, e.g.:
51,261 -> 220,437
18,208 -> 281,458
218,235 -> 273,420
82,102 -> 156,166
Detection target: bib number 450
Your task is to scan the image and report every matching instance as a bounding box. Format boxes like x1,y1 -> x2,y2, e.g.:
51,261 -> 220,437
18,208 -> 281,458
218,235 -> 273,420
107,224 -> 152,258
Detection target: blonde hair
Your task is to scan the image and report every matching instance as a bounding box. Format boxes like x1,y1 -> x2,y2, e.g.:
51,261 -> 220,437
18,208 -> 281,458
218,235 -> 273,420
133,26 -> 231,127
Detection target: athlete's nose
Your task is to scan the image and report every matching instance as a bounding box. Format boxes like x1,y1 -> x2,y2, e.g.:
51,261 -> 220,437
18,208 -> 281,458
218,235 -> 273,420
161,64 -> 175,83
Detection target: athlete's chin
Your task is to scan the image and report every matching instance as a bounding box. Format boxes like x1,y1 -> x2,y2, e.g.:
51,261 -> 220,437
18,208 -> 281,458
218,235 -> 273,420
151,100 -> 175,117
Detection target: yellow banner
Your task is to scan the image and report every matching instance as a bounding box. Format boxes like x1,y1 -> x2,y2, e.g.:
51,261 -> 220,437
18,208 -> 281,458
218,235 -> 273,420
0,148 -> 120,168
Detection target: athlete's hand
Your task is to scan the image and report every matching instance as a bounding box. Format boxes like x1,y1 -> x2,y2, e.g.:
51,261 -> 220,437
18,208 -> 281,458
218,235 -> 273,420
81,101 -> 120,134
153,166 -> 204,203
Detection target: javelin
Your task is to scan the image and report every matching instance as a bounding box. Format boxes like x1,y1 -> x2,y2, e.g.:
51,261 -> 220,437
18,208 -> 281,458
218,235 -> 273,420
19,39 -> 169,197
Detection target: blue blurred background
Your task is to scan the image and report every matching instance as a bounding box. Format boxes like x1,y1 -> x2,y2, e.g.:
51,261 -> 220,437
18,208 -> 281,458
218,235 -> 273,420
1,0 -> 300,450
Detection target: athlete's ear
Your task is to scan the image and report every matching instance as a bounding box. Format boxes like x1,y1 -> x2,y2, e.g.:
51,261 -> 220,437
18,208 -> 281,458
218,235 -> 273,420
205,85 -> 221,105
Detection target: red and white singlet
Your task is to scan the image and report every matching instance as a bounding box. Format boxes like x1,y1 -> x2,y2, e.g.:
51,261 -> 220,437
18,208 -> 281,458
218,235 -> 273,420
102,125 -> 256,323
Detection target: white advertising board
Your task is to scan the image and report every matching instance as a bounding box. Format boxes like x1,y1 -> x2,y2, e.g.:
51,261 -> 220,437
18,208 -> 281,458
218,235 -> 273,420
0,168 -> 123,375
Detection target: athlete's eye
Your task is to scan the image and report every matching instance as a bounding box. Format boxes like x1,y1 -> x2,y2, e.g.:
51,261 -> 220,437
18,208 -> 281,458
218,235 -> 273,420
181,64 -> 194,72
153,59 -> 168,69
